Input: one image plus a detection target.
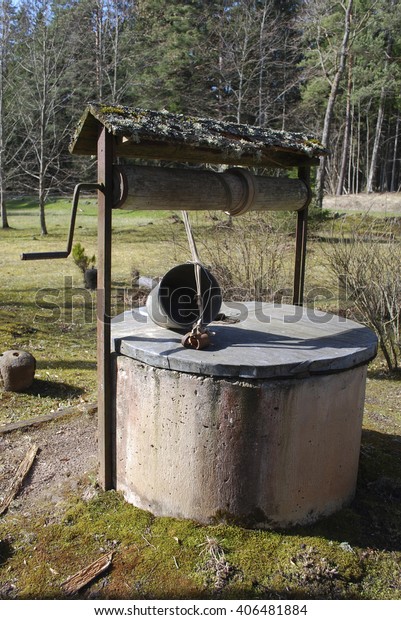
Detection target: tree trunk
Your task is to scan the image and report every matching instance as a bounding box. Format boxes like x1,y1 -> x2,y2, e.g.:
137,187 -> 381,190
354,101 -> 360,193
95,0 -> 104,101
112,8 -> 119,102
390,114 -> 400,192
380,122 -> 391,191
0,0 -> 10,229
39,32 -> 48,236
336,55 -> 353,195
0,194 -> 9,229
367,17 -> 394,194
257,1 -> 268,126
367,86 -> 386,193
365,105 -> 370,190
0,81 -> 8,228
316,0 -> 353,208
0,115 -> 9,228
235,28 -> 249,123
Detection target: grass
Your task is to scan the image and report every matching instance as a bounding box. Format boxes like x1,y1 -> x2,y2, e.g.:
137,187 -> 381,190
0,196 -> 191,424
0,195 -> 401,599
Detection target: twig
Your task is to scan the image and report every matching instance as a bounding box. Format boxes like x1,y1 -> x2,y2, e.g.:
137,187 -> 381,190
141,534 -> 156,550
0,403 -> 97,436
61,552 -> 113,595
0,444 -> 38,516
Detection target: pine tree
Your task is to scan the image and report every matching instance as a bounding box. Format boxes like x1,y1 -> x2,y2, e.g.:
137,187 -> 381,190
131,0 -> 207,113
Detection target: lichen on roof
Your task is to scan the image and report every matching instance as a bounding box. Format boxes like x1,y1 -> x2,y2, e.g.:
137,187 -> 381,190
70,103 -> 326,167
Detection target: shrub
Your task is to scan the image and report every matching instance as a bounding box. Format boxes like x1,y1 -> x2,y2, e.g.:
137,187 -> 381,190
199,211 -> 295,302
324,218 -> 401,371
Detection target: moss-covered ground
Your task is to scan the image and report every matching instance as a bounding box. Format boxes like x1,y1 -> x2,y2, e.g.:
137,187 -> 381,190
0,196 -> 401,599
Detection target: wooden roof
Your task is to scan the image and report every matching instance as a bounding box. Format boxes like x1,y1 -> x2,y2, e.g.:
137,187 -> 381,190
69,103 -> 326,168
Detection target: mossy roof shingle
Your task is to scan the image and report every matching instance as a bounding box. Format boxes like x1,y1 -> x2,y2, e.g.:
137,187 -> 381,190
70,103 -> 325,168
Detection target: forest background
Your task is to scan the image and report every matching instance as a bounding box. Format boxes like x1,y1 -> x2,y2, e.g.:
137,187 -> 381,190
0,0 -> 400,234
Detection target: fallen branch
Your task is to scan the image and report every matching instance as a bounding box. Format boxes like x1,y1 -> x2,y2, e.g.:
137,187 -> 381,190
61,551 -> 113,595
0,402 -> 97,436
0,444 -> 38,516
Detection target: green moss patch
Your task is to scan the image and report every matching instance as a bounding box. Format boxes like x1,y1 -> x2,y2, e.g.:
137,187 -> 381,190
1,481 -> 401,600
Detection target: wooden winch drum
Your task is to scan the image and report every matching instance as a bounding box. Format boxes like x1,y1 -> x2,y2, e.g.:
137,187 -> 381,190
146,263 -> 222,330
113,164 -> 311,214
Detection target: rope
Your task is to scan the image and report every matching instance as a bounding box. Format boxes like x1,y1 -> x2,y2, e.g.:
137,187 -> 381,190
181,210 -> 211,332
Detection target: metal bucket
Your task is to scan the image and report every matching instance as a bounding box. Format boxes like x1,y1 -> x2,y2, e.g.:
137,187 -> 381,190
146,263 -> 222,330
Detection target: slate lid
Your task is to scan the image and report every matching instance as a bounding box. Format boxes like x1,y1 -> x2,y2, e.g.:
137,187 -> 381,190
70,103 -> 326,168
111,302 -> 378,380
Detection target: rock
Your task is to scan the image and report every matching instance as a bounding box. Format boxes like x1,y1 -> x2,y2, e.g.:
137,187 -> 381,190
0,350 -> 36,392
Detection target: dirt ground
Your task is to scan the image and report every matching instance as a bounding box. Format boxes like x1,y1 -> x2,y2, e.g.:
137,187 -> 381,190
0,410 -> 98,517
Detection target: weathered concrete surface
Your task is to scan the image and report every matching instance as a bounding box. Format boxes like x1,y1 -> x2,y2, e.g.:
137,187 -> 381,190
115,358 -> 368,528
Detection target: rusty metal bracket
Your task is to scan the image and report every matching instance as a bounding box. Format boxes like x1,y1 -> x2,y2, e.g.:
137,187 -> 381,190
293,167 -> 311,306
21,183 -> 104,261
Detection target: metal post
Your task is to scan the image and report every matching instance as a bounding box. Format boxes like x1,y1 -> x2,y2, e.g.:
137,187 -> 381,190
97,126 -> 114,490
293,166 -> 311,306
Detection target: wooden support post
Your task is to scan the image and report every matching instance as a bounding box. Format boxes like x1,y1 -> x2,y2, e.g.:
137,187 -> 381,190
293,166 -> 311,306
97,127 -> 114,490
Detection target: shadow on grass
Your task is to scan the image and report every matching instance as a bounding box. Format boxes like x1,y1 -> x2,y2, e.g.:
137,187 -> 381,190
367,367 -> 401,382
292,428 -> 401,552
36,360 -> 96,371
25,378 -> 85,399
0,539 -> 13,567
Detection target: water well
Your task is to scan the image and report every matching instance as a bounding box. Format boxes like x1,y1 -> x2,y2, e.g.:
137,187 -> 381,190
22,104 -> 378,527
111,302 -> 376,528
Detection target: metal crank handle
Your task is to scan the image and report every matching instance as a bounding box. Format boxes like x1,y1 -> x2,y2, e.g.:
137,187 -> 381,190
21,183 -> 104,261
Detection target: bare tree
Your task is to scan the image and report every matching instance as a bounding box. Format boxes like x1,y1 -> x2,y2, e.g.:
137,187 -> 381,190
208,0 -> 282,125
366,25 -> 394,193
314,0 -> 353,208
15,0 -> 75,235
336,53 -> 353,195
90,0 -> 137,103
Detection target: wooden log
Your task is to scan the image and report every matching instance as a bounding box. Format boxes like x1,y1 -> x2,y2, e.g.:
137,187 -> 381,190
61,552 -> 113,595
0,402 -> 97,436
0,444 -> 38,515
114,164 -> 309,214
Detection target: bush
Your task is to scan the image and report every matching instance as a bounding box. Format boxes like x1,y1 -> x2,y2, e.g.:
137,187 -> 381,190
324,218 -> 401,371
199,211 -> 295,302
